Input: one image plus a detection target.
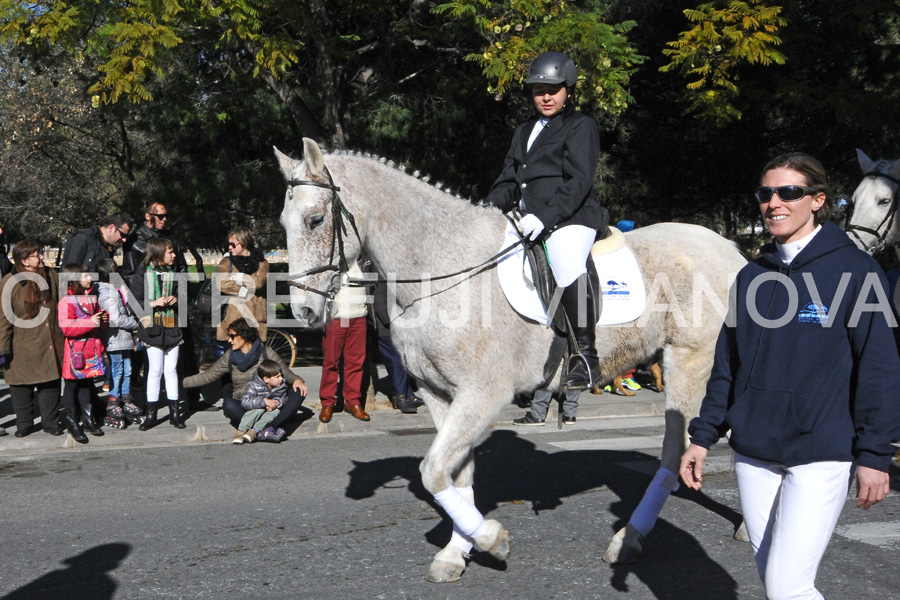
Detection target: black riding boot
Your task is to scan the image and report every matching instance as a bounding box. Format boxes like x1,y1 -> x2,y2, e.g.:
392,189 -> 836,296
560,274 -> 601,390
80,405 -> 104,436
61,408 -> 88,444
168,400 -> 186,429
139,403 -> 158,431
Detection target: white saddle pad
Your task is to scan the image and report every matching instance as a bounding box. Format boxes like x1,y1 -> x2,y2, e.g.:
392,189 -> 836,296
497,222 -> 646,326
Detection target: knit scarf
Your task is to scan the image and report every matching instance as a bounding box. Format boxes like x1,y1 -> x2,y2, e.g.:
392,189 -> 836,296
229,247 -> 265,275
147,266 -> 175,327
15,265 -> 52,319
230,339 -> 262,372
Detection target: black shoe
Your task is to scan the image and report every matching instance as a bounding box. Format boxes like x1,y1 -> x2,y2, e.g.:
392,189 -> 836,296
513,412 -> 545,426
61,409 -> 88,444
562,416 -> 576,425
43,426 -> 64,436
81,407 -> 104,436
168,401 -> 186,429
411,396 -> 425,408
139,405 -> 158,431
14,427 -> 32,438
560,275 -> 601,390
391,395 -> 418,414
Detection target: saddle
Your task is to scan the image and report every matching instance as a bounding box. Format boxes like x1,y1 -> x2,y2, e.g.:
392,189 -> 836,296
524,228 -> 616,334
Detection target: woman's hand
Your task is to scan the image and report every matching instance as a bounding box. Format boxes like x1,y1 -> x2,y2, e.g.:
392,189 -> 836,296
680,443 -> 708,490
855,465 -> 889,509
264,398 -> 279,411
293,378 -> 308,396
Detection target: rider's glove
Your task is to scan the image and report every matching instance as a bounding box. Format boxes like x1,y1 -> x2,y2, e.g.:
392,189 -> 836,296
518,214 -> 545,241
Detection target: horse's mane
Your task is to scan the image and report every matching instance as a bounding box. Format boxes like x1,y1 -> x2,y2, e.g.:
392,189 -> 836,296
328,149 -> 498,222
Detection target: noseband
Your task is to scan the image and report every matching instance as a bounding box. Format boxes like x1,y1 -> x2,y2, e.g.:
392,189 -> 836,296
846,166 -> 900,254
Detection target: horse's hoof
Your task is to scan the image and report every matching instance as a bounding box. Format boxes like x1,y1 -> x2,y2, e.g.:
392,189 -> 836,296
602,524 -> 643,564
473,519 -> 510,561
425,546 -> 469,583
734,521 -> 750,542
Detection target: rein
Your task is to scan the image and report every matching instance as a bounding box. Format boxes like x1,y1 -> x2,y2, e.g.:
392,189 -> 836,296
846,167 -> 900,254
284,174 -> 529,296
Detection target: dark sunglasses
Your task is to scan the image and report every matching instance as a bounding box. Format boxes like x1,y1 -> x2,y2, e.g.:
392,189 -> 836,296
227,333 -> 237,339
228,242 -> 239,247
150,213 -> 168,219
755,185 -> 821,203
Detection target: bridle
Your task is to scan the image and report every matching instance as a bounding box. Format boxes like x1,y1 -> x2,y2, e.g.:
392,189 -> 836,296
845,164 -> 900,254
284,169 -> 528,304
285,167 -> 360,301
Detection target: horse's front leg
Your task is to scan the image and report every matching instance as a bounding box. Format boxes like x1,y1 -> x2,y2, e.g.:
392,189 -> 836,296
420,389 -> 510,583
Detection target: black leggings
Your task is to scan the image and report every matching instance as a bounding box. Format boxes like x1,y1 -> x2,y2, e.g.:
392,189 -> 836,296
62,378 -> 100,416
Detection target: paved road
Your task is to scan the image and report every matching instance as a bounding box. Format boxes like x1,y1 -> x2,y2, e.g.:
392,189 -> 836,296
1,380 -> 898,599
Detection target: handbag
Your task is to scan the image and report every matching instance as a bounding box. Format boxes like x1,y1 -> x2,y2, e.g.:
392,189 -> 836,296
70,341 -> 86,370
195,261 -> 234,316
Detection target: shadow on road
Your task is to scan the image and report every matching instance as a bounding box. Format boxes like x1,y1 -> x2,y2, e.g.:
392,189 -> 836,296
346,429 -> 742,598
1,542 -> 130,600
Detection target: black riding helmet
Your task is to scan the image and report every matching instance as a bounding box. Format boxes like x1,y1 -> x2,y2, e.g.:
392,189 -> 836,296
525,52 -> 578,88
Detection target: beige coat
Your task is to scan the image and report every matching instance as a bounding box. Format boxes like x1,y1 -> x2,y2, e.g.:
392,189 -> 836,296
0,269 -> 65,385
215,256 -> 269,341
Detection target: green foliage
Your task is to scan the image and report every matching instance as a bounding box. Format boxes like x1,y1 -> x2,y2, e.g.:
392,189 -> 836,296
660,0 -> 787,125
433,0 -> 646,115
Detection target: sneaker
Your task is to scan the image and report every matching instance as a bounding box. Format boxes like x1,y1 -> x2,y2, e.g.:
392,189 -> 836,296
232,430 -> 245,444
411,396 -> 425,408
243,429 -> 257,443
603,384 -> 613,393
562,416 -> 577,425
257,427 -> 281,443
621,377 -> 641,391
513,412 -> 545,426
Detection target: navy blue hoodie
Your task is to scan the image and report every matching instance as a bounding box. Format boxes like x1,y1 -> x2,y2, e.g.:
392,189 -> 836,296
689,222 -> 900,472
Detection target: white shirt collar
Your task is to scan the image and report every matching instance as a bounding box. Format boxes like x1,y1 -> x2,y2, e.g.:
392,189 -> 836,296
776,225 -> 822,265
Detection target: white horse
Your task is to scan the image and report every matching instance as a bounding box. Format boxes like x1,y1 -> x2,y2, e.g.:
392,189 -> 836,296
275,138 -> 747,581
846,149 -> 900,254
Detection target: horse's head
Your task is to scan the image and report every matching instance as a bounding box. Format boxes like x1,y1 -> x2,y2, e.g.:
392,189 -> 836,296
847,149 -> 900,253
275,138 -> 361,328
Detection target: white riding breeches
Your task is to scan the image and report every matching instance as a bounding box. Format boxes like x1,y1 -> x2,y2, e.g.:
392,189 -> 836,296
544,224 -> 597,287
734,452 -> 852,600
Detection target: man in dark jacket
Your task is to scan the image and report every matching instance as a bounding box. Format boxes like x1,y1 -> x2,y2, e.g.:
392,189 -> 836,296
62,212 -> 132,271
122,202 -> 188,277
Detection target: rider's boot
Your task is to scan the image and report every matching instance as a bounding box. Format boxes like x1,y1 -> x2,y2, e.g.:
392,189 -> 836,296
561,273 -> 601,390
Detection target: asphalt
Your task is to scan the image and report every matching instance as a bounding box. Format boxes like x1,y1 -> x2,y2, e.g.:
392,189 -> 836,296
0,365 -> 668,456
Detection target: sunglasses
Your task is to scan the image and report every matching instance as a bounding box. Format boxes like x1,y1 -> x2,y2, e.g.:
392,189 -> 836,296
150,213 -> 168,219
755,185 -> 821,203
228,242 -> 239,248
227,333 -> 236,340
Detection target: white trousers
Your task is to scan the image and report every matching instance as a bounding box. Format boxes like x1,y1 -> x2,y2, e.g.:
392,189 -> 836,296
544,224 -> 596,287
146,345 -> 180,404
734,452 -> 852,600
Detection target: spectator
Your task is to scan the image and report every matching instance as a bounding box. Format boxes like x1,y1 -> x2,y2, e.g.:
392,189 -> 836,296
513,387 -> 580,426
372,280 -> 420,414
62,212 -> 132,272
129,238 -> 185,430
233,359 -> 289,444
0,241 -> 65,438
318,261 -> 370,423
182,318 -> 307,434
681,153 -> 900,599
96,258 -> 143,428
122,202 -> 187,276
58,263 -> 108,442
215,227 -> 269,342
0,222 -> 12,278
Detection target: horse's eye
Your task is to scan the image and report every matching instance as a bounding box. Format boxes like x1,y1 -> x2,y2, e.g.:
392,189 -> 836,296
308,215 -> 325,230
878,197 -> 892,207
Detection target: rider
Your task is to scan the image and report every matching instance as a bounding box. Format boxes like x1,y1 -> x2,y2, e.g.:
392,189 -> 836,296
486,51 -> 608,389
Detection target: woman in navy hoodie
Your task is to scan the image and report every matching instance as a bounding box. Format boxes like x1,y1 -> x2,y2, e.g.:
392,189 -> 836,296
681,153 -> 900,600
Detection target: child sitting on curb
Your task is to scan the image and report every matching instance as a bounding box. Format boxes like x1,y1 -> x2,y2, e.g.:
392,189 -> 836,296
233,360 -> 288,444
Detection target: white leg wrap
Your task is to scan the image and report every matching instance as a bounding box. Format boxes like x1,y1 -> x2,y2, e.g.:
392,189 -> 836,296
448,486 -> 475,553
628,467 -> 680,537
434,486 -> 487,541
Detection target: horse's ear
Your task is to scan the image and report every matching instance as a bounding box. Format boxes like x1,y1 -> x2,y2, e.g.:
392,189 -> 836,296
302,137 -> 327,180
273,146 -> 297,180
857,149 -> 877,174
